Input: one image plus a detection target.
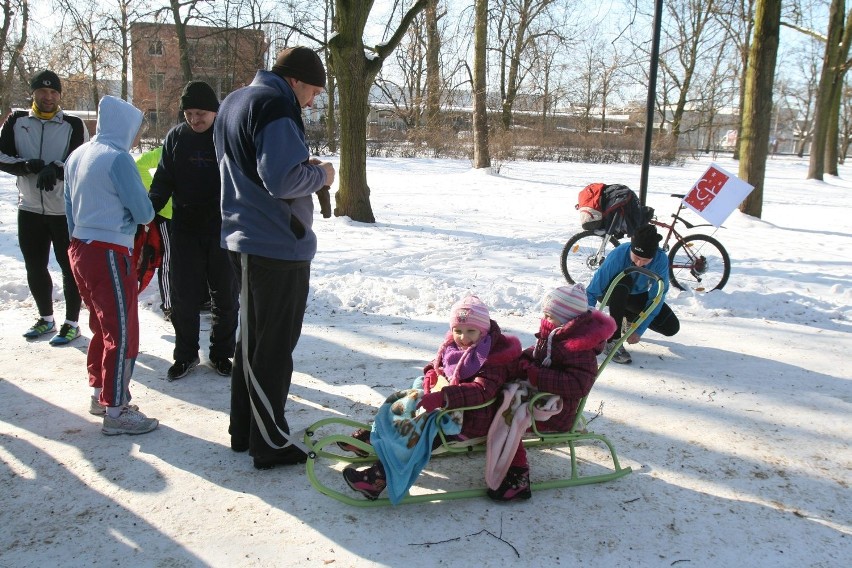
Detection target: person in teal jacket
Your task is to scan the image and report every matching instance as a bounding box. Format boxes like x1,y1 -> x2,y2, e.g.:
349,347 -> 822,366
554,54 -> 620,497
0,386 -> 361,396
586,224 -> 680,364
64,95 -> 158,435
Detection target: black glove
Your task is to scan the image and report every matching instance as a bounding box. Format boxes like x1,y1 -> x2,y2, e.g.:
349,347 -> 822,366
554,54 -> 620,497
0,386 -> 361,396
36,163 -> 60,191
25,159 -> 45,174
316,185 -> 332,218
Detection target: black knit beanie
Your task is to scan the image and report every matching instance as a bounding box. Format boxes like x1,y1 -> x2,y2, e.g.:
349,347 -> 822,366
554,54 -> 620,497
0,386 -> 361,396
179,81 -> 219,112
271,46 -> 326,88
631,224 -> 662,259
31,70 -> 62,93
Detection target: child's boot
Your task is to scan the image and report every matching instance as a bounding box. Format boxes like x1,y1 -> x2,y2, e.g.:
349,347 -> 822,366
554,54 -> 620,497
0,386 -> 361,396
342,462 -> 386,500
487,465 -> 531,502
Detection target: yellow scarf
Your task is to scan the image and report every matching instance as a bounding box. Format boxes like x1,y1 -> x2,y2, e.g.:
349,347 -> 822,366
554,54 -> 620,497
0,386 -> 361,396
31,101 -> 60,120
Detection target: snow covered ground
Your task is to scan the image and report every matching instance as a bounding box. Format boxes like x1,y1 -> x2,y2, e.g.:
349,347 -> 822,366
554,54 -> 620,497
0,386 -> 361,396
0,154 -> 849,567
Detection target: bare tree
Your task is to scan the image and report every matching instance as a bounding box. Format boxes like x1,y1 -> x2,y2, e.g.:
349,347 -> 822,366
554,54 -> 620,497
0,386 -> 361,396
573,40 -> 600,132
777,38 -> 820,157
738,0 -> 782,219
329,0 -> 428,222
490,0 -> 562,131
0,0 -> 29,114
656,0 -> 724,147
102,0 -> 148,101
169,0 -> 193,82
712,0 -> 756,160
57,0 -> 117,111
374,12 -> 428,129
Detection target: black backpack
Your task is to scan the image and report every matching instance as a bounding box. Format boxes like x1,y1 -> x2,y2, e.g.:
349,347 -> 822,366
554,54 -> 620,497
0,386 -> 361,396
600,184 -> 653,237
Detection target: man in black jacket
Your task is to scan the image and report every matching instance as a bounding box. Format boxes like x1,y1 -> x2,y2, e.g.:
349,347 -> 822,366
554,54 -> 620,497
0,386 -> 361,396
149,81 -> 238,380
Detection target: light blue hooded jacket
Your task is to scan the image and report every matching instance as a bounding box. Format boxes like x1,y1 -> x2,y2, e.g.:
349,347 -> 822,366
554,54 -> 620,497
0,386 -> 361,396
64,96 -> 154,249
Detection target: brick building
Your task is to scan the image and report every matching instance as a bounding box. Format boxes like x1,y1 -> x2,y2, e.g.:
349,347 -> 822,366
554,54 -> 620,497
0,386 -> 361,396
130,22 -> 266,142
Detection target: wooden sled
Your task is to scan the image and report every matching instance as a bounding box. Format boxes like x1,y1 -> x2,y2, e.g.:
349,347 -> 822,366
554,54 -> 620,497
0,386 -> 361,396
303,267 -> 664,506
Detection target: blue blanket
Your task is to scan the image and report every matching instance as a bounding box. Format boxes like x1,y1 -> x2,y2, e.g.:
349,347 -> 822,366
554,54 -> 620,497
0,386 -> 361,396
372,389 -> 462,504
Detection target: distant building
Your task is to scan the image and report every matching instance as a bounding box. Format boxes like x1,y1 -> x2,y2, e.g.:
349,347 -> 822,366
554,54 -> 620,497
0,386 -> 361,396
130,22 -> 267,142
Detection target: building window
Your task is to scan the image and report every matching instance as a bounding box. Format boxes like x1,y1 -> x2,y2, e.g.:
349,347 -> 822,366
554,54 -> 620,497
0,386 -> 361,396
147,110 -> 160,127
148,40 -> 163,56
148,73 -> 165,91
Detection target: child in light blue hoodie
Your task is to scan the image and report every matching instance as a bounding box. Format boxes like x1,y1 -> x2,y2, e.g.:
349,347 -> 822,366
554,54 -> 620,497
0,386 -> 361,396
64,95 -> 158,436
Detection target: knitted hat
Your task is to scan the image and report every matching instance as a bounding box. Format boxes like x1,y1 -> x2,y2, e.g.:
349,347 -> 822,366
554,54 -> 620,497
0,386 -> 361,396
631,224 -> 662,259
449,295 -> 491,334
271,46 -> 326,88
542,284 -> 589,325
179,81 -> 219,112
30,70 -> 62,93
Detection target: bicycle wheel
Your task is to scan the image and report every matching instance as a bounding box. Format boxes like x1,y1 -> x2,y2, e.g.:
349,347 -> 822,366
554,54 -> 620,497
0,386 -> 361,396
668,234 -> 731,292
560,230 -> 622,284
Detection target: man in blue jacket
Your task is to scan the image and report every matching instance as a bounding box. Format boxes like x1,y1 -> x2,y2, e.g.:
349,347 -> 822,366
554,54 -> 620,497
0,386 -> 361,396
586,224 -> 680,364
214,46 -> 335,469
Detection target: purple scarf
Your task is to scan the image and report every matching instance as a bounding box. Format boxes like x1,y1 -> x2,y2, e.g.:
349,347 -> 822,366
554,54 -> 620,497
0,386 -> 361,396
437,331 -> 493,384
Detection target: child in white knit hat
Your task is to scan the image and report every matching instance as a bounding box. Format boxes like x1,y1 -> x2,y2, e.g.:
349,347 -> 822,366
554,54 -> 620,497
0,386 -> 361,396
487,283 -> 616,502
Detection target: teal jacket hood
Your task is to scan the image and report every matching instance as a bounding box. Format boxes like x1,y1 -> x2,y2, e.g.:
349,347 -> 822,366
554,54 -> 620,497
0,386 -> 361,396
94,95 -> 142,151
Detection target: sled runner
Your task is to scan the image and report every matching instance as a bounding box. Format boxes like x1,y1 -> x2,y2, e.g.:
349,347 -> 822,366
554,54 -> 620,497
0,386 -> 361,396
303,267 -> 664,506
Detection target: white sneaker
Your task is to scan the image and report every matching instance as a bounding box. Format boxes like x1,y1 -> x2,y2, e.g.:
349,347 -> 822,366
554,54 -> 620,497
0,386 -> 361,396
605,340 -> 632,364
102,408 -> 159,435
89,395 -> 138,416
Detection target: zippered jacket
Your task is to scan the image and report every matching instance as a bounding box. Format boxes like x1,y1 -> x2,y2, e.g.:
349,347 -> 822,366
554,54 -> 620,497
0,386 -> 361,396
214,70 -> 326,261
0,108 -> 88,215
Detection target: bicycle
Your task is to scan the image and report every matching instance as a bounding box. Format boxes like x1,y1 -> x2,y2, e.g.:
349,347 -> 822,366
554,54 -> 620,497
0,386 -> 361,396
560,193 -> 731,292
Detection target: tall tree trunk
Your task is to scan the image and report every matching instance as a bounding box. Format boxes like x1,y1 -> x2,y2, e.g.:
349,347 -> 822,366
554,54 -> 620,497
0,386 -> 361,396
738,0 -> 781,219
808,0 -> 845,180
826,77 -> 843,175
823,9 -> 852,175
323,1 -> 338,153
472,0 -> 490,169
732,0 -> 755,161
425,0 -> 442,132
334,58 -> 373,221
330,0 -> 427,222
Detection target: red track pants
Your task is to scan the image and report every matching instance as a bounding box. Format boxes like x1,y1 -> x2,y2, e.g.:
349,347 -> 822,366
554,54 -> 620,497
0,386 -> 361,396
69,239 -> 139,407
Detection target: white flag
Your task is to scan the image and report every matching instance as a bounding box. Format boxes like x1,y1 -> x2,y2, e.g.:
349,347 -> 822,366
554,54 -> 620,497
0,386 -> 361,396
682,163 -> 754,227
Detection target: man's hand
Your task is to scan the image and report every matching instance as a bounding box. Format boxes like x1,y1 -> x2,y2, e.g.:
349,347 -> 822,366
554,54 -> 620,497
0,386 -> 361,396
626,332 -> 641,345
36,164 -> 61,191
308,158 -> 336,190
25,159 -> 45,174
319,162 -> 335,186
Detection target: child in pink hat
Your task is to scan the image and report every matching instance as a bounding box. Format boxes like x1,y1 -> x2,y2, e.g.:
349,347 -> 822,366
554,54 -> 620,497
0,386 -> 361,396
341,295 -> 522,501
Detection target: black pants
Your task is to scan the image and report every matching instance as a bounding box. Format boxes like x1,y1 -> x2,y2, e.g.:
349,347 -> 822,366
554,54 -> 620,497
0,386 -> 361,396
18,209 -> 81,321
603,279 -> 680,340
168,230 -> 238,362
229,252 -> 310,458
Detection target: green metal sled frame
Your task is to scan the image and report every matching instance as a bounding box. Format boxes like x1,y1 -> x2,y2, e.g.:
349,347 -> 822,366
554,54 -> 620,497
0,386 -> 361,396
303,267 -> 664,506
